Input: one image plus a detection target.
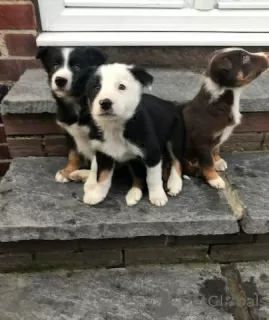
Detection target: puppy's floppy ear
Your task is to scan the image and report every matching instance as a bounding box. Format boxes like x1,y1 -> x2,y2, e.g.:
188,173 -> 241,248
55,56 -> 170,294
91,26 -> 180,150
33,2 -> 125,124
130,67 -> 154,90
36,46 -> 50,60
83,47 -> 107,66
72,67 -> 96,97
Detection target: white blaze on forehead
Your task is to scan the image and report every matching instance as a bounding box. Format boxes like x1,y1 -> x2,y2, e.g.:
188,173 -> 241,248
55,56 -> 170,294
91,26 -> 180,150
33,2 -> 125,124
51,47 -> 74,95
221,47 -> 246,53
92,63 -> 142,121
98,63 -> 138,87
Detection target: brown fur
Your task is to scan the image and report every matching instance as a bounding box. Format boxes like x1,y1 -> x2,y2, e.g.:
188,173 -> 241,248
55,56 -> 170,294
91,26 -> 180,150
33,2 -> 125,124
182,49 -> 269,185
58,150 -> 80,179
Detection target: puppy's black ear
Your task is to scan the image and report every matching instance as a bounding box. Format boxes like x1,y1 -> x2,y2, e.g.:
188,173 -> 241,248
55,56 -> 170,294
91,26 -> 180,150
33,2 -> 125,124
72,67 -> 96,97
83,47 -> 107,66
130,67 -> 154,89
36,46 -> 50,60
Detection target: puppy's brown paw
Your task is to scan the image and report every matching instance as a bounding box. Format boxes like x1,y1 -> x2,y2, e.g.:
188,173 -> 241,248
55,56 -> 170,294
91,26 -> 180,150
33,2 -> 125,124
55,168 -> 73,183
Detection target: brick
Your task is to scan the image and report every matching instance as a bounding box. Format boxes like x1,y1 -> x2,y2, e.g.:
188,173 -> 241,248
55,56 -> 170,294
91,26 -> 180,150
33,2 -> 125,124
0,144 -> 10,159
236,113 -> 269,133
0,160 -> 10,176
0,253 -> 32,271
5,33 -> 37,56
0,125 -> 7,143
0,4 -> 36,29
44,135 -> 68,157
3,114 -> 61,135
35,250 -> 122,268
0,240 -> 79,254
222,133 -> 262,152
6,137 -> 43,157
255,234 -> 269,243
263,133 -> 269,150
210,243 -> 269,262
125,246 -> 209,265
79,236 -> 167,250
166,234 -> 254,246
0,59 -> 41,82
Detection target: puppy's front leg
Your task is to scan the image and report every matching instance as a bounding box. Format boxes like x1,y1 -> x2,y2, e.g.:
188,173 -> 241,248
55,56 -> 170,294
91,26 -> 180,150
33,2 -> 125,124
197,146 -> 225,189
213,147 -> 227,172
55,135 -> 80,183
125,160 -> 145,206
146,160 -> 168,207
55,149 -> 80,183
83,152 -> 115,205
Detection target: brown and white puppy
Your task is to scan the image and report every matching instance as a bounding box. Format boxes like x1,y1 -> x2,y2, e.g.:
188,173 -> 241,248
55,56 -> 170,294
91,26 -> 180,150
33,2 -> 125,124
183,48 -> 269,189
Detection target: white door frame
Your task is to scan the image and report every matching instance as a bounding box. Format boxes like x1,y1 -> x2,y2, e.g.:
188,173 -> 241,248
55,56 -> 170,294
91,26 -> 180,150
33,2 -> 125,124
37,0 -> 269,46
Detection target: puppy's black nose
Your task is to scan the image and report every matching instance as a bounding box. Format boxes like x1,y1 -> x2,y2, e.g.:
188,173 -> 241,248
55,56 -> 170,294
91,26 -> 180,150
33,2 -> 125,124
55,77 -> 67,88
100,99 -> 112,111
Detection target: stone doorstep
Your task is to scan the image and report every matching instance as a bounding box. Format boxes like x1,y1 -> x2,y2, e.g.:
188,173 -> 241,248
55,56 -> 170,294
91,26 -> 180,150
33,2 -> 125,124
0,153 -> 269,269
0,261 -> 269,319
0,157 -> 239,244
1,68 -> 269,115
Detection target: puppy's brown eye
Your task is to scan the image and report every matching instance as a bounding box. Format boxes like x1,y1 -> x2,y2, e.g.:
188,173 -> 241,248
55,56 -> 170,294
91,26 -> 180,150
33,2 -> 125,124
53,64 -> 59,70
118,84 -> 126,90
74,64 -> 81,71
94,84 -> 100,91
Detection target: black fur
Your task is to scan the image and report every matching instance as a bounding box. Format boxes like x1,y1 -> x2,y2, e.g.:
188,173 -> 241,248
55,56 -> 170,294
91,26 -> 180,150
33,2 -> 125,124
37,46 -> 107,172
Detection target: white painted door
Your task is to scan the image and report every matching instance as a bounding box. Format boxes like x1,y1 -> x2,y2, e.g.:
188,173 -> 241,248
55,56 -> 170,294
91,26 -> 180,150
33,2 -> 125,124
218,0 -> 269,9
37,0 -> 269,46
64,0 -> 185,8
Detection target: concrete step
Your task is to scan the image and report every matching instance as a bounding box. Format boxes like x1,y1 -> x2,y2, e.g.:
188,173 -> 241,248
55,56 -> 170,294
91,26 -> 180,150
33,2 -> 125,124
1,69 -> 269,162
0,261 -> 268,319
1,68 -> 269,115
1,154 -> 269,270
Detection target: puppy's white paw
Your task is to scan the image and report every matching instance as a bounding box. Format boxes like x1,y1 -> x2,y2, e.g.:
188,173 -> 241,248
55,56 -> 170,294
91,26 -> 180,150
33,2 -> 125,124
125,187 -> 143,206
167,175 -> 182,196
208,176 -> 226,189
83,187 -> 106,205
83,174 -> 97,193
215,158 -> 228,172
69,169 -> 91,182
149,188 -> 168,207
55,170 -> 70,183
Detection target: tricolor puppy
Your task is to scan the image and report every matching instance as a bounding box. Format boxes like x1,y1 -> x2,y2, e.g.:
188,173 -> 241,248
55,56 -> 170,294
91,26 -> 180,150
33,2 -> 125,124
36,46 -> 107,183
183,48 -> 269,189
82,63 -> 185,206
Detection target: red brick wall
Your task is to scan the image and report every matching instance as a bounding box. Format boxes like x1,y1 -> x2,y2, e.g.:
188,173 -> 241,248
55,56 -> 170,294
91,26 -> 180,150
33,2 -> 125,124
0,0 -> 40,84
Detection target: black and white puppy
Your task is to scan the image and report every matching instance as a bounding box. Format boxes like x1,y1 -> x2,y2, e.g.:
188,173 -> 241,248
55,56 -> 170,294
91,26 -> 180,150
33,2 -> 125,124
36,46 -> 107,183
82,63 -> 185,207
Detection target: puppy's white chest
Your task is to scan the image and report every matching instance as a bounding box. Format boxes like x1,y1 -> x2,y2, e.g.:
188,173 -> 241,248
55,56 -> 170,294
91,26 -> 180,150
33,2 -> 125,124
92,128 -> 143,162
57,121 -> 93,160
217,90 -> 242,146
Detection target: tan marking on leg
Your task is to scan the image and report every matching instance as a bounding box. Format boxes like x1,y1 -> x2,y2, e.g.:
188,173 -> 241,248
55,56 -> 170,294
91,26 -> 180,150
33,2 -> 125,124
132,176 -> 143,190
212,147 -> 221,162
202,167 -> 219,181
59,150 -> 80,178
98,170 -> 111,183
172,159 -> 182,176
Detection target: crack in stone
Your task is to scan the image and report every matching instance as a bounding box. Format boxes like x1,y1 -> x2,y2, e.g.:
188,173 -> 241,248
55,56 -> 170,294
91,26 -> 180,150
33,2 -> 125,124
221,263 -> 253,320
222,173 -> 244,221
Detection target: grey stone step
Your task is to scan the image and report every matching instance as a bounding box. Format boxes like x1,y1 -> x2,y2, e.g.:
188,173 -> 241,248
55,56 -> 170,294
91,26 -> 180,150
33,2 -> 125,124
225,152 -> 269,234
0,157 -> 238,242
1,261 -> 268,320
1,68 -> 269,115
0,264 -> 235,320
